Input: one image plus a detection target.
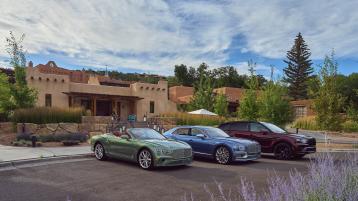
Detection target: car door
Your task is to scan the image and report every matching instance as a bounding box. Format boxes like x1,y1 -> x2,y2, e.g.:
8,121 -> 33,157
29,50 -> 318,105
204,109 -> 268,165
171,128 -> 192,144
189,128 -> 212,154
249,122 -> 275,152
226,122 -> 252,139
108,134 -> 137,160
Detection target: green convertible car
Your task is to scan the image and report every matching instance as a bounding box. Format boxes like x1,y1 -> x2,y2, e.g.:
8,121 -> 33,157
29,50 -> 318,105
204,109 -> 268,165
90,128 -> 193,169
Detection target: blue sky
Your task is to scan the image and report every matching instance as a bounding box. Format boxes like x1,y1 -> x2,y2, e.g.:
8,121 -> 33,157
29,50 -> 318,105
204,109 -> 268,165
0,0 -> 357,77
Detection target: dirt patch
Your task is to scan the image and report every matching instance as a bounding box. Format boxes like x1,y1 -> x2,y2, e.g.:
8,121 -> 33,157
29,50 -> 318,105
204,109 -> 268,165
0,132 -> 16,146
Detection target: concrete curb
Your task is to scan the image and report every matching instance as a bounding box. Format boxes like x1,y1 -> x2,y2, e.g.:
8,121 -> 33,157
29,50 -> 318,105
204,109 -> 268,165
0,153 -> 93,168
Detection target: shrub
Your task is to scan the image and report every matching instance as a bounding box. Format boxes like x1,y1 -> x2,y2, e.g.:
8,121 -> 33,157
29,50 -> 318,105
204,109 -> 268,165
160,112 -> 226,126
12,107 -> 85,124
38,133 -> 88,143
183,153 -> 358,201
342,120 -> 358,133
16,133 -> 32,141
291,116 -> 320,130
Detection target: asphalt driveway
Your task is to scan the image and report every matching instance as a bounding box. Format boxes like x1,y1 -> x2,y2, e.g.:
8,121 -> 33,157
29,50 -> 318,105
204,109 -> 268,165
0,153 -> 344,201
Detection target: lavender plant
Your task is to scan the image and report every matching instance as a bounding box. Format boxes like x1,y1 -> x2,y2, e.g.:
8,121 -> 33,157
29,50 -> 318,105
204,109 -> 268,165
183,153 -> 358,201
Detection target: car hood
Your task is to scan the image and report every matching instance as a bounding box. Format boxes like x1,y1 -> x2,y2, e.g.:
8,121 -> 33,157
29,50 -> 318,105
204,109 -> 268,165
143,139 -> 190,149
214,137 -> 258,145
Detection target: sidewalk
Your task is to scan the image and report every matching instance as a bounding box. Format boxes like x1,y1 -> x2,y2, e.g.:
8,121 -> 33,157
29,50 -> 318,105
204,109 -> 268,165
0,145 -> 92,162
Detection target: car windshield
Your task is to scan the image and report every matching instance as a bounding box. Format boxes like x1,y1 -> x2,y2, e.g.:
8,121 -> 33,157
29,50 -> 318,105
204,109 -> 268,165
260,122 -> 287,134
202,127 -> 230,138
129,128 -> 166,140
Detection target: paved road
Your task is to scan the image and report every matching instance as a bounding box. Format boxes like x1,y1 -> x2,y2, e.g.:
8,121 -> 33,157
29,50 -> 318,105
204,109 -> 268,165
0,153 -> 345,201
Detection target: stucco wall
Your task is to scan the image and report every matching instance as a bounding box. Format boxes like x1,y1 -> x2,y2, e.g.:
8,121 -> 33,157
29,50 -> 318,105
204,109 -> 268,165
26,67 -> 70,108
26,65 -> 178,118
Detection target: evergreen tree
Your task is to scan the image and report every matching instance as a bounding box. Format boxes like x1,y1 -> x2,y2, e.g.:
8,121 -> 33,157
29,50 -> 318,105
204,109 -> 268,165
6,31 -> 37,109
313,52 -> 345,131
238,60 -> 259,120
214,93 -> 228,116
283,33 -> 313,100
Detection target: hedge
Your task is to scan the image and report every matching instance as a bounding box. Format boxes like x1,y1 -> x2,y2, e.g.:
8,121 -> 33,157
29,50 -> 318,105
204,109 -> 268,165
12,107 -> 85,124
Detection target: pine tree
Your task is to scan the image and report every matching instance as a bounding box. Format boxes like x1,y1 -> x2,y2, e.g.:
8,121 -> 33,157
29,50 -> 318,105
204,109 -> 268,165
284,33 -> 313,100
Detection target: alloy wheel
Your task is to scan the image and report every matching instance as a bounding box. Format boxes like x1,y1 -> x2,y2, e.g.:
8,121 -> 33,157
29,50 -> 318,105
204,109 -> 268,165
215,146 -> 231,164
138,150 -> 153,169
274,143 -> 292,160
95,143 -> 105,160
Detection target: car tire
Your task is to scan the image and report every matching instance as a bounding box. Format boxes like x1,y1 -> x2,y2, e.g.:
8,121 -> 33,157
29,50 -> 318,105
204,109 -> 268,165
214,146 -> 232,165
138,149 -> 154,170
274,143 -> 293,160
94,143 -> 107,161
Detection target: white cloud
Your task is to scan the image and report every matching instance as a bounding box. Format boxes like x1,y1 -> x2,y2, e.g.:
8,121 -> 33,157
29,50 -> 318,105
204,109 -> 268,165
0,0 -> 357,75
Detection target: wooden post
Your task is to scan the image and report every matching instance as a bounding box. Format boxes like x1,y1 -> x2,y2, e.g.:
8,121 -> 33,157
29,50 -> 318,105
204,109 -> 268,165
92,96 -> 97,116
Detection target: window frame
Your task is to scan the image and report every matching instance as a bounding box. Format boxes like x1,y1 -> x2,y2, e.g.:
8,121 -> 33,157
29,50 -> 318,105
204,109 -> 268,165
149,101 -> 155,113
45,94 -> 52,107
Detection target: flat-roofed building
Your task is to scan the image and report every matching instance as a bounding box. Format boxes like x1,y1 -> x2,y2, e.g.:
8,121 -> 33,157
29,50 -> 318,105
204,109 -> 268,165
26,61 -> 177,120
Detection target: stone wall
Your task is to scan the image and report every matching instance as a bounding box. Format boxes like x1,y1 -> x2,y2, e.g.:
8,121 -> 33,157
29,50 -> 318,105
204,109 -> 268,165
16,116 -> 113,136
0,122 -> 15,135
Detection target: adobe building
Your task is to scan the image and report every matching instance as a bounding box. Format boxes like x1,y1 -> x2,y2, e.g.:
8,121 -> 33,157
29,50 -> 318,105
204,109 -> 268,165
169,86 -> 315,118
26,61 -> 177,120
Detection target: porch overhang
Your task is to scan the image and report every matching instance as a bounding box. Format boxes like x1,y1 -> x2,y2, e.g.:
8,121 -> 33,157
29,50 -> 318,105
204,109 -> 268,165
63,92 -> 143,100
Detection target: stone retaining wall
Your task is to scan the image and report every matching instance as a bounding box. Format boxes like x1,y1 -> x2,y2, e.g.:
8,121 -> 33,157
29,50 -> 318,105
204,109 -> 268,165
0,122 -> 14,134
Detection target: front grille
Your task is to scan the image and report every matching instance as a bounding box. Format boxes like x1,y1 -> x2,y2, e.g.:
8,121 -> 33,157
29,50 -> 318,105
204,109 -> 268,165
247,144 -> 260,154
172,149 -> 192,159
308,138 -> 316,146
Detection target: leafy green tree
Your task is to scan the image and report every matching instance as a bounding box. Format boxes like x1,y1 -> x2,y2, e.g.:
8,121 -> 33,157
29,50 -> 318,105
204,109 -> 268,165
313,52 -> 345,131
258,81 -> 293,126
214,93 -> 228,116
0,72 -> 13,118
283,33 -> 313,100
336,73 -> 358,110
6,31 -> 37,109
212,66 -> 246,88
238,60 -> 260,120
189,76 -> 215,111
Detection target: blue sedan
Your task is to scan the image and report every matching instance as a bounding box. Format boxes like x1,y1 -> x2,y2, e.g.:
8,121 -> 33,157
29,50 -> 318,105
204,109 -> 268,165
164,126 -> 261,164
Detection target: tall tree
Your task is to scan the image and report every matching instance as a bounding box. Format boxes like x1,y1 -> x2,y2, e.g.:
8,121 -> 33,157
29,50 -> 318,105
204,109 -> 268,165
0,72 -> 13,118
238,60 -> 260,120
6,31 -> 37,109
283,33 -> 313,100
189,75 -> 215,111
258,81 -> 293,126
214,93 -> 229,116
313,52 -> 345,131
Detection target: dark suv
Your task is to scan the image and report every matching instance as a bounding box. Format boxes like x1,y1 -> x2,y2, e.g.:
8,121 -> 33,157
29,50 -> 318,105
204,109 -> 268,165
218,121 -> 316,160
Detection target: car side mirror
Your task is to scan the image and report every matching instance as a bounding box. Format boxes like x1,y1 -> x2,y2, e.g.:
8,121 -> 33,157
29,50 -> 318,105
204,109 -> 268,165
196,134 -> 205,139
120,135 -> 130,140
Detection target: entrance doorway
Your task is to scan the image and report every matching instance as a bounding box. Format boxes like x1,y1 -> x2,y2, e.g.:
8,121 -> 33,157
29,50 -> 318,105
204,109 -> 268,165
96,100 -> 112,116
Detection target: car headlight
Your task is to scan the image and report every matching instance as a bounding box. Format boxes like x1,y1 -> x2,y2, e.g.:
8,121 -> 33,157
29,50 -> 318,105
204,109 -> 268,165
235,145 -> 246,151
296,138 -> 308,144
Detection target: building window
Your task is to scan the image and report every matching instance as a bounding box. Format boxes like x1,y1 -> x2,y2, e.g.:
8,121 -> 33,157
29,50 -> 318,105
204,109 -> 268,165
45,94 -> 52,107
149,101 -> 155,113
295,106 -> 307,118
